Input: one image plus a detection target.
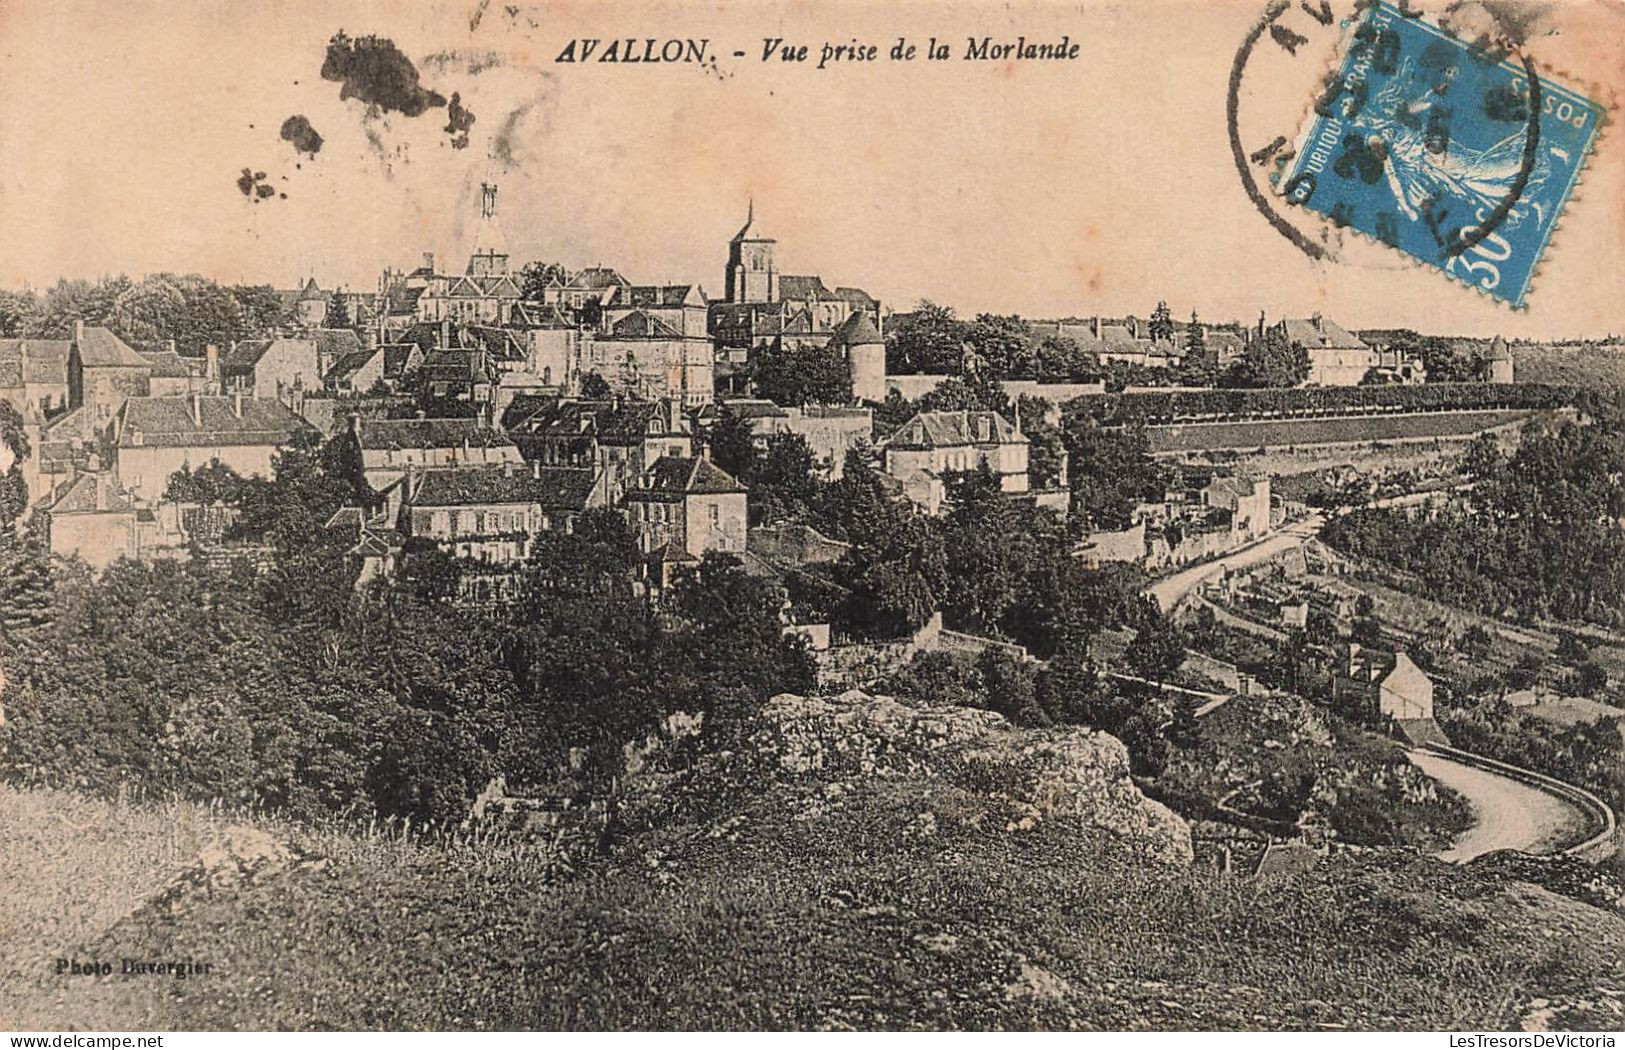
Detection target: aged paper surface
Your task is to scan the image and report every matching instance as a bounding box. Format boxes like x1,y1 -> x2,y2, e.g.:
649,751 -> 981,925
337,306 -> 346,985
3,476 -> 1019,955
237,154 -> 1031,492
3,0 -> 1625,1034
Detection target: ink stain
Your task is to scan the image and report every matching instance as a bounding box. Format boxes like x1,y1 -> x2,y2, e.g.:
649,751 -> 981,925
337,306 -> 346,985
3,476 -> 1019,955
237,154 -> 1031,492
445,92 -> 475,149
280,114 -> 324,157
322,31 -> 447,117
236,168 -> 278,202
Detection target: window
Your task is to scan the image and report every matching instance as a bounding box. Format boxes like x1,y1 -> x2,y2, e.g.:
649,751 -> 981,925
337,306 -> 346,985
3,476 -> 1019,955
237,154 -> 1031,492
708,504 -> 719,524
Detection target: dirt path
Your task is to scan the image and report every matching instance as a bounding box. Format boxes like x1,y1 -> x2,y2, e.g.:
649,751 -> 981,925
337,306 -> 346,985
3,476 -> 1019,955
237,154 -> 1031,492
1407,750 -> 1590,861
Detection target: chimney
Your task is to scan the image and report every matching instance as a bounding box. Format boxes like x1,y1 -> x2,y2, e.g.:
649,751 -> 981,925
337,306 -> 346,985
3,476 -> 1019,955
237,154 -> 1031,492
531,460 -> 540,480
166,339 -> 176,355
73,319 -> 85,344
347,411 -> 362,443
440,317 -> 451,349
423,251 -> 435,273
366,327 -> 379,351
189,392 -> 202,427
232,391 -> 244,418
503,459 -> 515,478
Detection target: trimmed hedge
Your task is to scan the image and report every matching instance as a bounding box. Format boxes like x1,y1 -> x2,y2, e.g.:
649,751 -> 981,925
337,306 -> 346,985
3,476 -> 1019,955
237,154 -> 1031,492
1062,382 -> 1574,426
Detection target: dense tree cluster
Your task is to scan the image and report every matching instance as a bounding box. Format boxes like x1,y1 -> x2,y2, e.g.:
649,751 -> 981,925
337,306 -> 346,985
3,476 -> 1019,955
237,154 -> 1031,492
750,341 -> 853,406
885,302 -> 1102,383
0,275 -> 293,354
1324,421 -> 1625,627
0,434 -> 814,828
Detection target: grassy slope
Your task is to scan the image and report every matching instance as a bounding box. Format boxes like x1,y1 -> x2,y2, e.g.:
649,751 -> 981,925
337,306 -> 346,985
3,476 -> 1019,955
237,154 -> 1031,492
5,782 -> 1624,1031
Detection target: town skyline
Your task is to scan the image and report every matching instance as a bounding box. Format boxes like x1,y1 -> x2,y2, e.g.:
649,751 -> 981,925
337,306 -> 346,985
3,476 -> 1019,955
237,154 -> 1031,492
4,0 -> 1625,342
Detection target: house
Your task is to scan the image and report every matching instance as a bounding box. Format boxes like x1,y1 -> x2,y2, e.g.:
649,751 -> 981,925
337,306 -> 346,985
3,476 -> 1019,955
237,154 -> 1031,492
405,461 -> 609,566
1202,474 -> 1271,541
505,397 -> 692,502
347,414 -> 524,492
714,399 -> 874,479
602,284 -> 710,340
326,347 -> 386,394
577,308 -> 714,405
622,456 -> 748,581
1332,645 -> 1434,722
1279,600 -> 1310,629
113,393 -> 313,504
406,183 -> 523,326
220,337 -> 322,405
138,347 -> 208,398
880,409 -> 1029,514
68,323 -> 152,428
34,463 -> 155,569
0,338 -> 72,420
1266,314 -> 1375,386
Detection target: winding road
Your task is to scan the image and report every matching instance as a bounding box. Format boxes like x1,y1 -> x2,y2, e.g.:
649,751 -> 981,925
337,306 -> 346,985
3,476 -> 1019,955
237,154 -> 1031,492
1146,514 -> 1325,611
1407,749 -> 1591,861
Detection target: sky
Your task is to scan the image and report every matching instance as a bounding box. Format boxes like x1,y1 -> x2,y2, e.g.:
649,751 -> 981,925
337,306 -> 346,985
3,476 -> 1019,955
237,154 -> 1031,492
1,0 -> 1622,339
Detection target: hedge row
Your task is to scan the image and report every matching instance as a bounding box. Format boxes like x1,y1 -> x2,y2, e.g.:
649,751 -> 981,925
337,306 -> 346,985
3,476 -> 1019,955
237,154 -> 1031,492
1062,382 -> 1574,426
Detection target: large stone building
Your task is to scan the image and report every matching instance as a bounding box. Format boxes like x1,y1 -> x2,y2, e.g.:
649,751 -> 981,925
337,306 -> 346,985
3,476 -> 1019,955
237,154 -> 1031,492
880,409 -> 1029,514
622,456 -> 748,581
404,461 -> 609,565
68,323 -> 153,429
505,397 -> 693,503
113,393 -> 312,504
1266,314 -> 1375,386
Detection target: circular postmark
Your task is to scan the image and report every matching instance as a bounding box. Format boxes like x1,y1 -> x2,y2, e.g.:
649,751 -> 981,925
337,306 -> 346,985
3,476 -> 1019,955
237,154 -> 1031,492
1226,0 -> 1545,268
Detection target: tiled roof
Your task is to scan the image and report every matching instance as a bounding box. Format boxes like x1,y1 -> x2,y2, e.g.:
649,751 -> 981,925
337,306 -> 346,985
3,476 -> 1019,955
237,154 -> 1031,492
625,456 -> 745,501
1281,316 -> 1366,350
118,396 -> 312,448
886,410 -> 1026,450
76,327 -> 151,369
832,286 -> 878,308
606,310 -> 684,340
780,275 -> 839,302
411,464 -> 599,510
313,328 -> 361,361
0,338 -> 72,385
419,348 -> 492,384
510,302 -> 577,329
297,277 -> 324,301
380,343 -> 421,379
461,325 -> 526,360
510,398 -> 686,444
828,310 -> 882,347
567,266 -> 631,290
352,417 -> 516,452
623,285 -> 701,308
326,348 -> 380,384
137,349 -> 199,379
43,470 -> 136,514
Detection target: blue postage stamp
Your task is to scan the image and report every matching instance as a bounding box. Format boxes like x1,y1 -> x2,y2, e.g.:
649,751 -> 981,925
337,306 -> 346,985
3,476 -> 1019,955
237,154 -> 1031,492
1277,0 -> 1605,308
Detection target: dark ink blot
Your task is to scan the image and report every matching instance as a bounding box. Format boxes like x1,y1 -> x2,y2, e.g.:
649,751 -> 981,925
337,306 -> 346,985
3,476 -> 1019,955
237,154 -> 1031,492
237,168 -> 278,202
280,114 -> 324,157
1269,24 -> 1308,55
322,31 -> 447,117
445,92 -> 475,149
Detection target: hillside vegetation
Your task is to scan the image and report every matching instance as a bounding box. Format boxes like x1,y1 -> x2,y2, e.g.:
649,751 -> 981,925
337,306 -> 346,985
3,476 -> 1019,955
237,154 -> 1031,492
6,689 -> 1625,1031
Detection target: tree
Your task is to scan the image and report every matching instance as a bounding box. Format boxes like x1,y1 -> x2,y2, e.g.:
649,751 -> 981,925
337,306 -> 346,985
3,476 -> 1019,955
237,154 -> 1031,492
751,341 -> 852,406
1124,607 -> 1188,686
0,400 -> 30,533
1148,301 -> 1174,343
964,313 -> 1037,379
1223,327 -> 1310,388
1018,396 -> 1066,490
325,290 -> 352,328
580,371 -> 613,399
1179,310 -> 1220,387
1575,661 -> 1609,696
1035,334 -> 1100,383
750,432 -> 820,525
707,410 -> 758,482
914,373 -> 1010,417
1555,631 -> 1592,665
1060,418 -> 1168,530
519,261 -> 569,302
886,300 -> 964,375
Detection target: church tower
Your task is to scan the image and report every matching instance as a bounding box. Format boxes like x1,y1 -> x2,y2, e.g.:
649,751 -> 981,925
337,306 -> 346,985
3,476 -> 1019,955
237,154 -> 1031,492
725,199 -> 778,303
467,181 -> 510,277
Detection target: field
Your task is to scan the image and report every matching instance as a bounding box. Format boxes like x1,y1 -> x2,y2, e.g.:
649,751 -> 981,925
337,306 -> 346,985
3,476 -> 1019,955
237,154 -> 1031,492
5,776 -> 1625,1031
1142,410 -> 1536,455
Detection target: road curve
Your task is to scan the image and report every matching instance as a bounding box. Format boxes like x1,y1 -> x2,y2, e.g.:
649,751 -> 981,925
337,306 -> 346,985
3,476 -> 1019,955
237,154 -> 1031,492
1407,749 -> 1591,861
1146,514 -> 1325,612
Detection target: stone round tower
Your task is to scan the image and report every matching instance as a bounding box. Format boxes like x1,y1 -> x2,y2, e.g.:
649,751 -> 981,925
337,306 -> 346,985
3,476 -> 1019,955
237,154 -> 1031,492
834,310 -> 886,404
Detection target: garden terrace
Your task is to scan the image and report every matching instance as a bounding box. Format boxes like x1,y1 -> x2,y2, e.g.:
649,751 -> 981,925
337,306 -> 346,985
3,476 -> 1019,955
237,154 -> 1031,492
1061,383 -> 1573,427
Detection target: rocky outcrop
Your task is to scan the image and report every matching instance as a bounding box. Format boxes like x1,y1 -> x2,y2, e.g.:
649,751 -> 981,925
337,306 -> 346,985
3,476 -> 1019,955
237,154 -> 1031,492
752,689 -> 1193,866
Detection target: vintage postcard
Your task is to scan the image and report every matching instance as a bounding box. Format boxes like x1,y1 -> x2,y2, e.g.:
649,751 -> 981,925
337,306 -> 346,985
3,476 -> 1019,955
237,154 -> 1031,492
2,0 -> 1624,1037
